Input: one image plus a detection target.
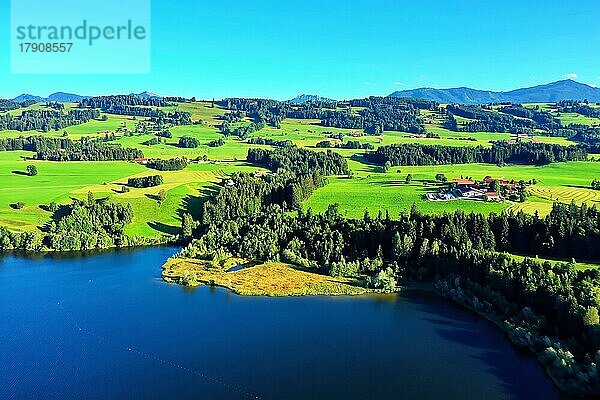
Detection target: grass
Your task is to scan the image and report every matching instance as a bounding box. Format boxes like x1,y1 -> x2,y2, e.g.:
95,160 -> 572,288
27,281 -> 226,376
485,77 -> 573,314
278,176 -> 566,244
1,101 -> 598,235
305,161 -> 600,218
162,258 -> 369,296
507,253 -> 599,271
0,151 -> 145,231
554,113 -> 600,127
0,150 -> 264,236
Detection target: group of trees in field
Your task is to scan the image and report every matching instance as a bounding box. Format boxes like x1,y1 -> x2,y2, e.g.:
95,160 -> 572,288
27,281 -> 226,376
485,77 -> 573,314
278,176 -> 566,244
592,179 -> 600,190
0,195 -> 143,252
247,137 -> 294,147
178,136 -> 200,148
146,158 -> 188,171
221,120 -> 266,139
35,139 -> 143,161
247,146 -> 349,176
0,99 -> 36,112
142,137 -> 162,146
0,109 -> 100,132
497,105 -> 561,130
0,135 -> 143,161
348,96 -> 439,111
79,95 -> 168,109
127,175 -> 163,188
207,137 -> 225,147
319,102 -> 425,134
316,140 -> 374,150
365,142 -> 587,166
45,195 -> 134,251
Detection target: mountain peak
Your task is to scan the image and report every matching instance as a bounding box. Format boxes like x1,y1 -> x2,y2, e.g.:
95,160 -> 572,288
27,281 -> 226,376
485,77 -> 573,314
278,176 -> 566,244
288,94 -> 336,104
134,91 -> 162,99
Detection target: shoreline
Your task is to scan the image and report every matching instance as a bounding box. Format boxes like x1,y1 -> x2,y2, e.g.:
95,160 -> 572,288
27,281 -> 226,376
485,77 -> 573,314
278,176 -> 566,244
162,263 -> 586,398
161,257 -> 375,297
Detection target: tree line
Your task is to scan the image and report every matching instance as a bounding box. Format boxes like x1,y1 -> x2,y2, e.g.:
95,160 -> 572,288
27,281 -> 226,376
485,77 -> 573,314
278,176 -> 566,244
0,99 -> 36,112
147,158 -> 188,171
0,109 -> 100,132
201,147 -> 348,226
365,142 -> 588,166
128,175 -> 163,188
316,140 -> 374,150
0,135 -> 143,161
78,95 -> 169,109
247,137 -> 294,147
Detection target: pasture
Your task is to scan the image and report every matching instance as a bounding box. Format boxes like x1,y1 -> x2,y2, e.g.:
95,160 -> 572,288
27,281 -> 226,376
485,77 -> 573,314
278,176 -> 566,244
304,161 -> 600,218
1,100 -> 598,237
0,150 -> 262,237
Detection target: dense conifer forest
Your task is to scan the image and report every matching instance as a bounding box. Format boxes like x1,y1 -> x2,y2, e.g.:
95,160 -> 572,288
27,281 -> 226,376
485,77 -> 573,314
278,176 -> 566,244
366,142 -> 588,166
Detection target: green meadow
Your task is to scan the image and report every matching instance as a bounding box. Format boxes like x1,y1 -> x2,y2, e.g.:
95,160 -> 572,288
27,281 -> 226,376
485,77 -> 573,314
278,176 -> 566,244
305,160 -> 600,218
1,101 -> 599,238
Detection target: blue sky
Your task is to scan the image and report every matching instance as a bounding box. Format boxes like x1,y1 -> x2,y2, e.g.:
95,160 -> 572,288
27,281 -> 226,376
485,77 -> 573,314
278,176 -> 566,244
1,0 -> 599,99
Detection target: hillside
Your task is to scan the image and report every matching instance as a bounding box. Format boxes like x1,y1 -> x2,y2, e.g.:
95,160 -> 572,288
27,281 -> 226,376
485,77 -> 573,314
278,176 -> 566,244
389,79 -> 600,104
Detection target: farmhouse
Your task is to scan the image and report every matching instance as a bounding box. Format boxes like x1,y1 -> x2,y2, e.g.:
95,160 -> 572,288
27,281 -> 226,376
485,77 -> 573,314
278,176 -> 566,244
134,158 -> 149,164
484,192 -> 502,202
426,176 -> 525,203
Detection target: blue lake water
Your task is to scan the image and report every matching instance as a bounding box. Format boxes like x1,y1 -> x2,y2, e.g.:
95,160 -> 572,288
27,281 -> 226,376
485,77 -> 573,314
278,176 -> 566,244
0,247 -> 569,399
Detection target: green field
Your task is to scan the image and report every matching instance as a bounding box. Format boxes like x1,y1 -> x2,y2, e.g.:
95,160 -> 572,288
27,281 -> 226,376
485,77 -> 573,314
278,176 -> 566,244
305,161 -> 600,218
2,100 -> 599,237
0,150 -> 263,237
507,253 -> 600,271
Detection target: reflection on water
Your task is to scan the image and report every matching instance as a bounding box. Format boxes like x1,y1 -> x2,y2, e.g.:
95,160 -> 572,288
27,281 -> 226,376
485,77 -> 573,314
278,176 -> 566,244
0,247 -> 569,400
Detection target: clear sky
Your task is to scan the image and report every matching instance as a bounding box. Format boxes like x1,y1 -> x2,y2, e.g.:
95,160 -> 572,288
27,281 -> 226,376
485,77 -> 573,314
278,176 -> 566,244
1,0 -> 599,99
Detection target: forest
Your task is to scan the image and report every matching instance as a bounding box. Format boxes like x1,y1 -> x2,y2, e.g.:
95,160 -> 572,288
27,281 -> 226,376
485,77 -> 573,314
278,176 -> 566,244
0,109 -> 100,132
35,138 -> 143,161
219,96 -> 426,135
0,134 -> 142,161
366,142 -> 588,166
146,157 -> 188,171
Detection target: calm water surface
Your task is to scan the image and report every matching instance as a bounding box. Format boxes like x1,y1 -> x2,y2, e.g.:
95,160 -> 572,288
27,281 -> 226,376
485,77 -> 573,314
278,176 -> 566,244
0,247 -> 569,400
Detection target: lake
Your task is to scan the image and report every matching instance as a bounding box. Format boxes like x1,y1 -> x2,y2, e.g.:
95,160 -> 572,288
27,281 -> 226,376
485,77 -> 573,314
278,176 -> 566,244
0,247 -> 569,400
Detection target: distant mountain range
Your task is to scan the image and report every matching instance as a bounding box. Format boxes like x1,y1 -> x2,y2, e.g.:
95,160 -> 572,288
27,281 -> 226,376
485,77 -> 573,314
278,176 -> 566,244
8,81 -> 600,105
11,92 -> 87,103
388,79 -> 600,104
288,94 -> 336,104
9,91 -> 163,103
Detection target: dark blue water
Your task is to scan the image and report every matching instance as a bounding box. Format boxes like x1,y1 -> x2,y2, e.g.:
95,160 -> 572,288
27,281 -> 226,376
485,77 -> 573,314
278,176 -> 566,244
0,247 -> 568,400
